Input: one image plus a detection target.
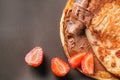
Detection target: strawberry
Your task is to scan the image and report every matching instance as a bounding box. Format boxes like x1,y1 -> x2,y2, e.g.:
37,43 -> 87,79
25,47 -> 44,67
81,53 -> 94,75
51,57 -> 70,77
68,52 -> 87,68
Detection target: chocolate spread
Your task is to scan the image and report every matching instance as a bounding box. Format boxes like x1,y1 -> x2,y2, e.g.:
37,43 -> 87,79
65,0 -> 93,54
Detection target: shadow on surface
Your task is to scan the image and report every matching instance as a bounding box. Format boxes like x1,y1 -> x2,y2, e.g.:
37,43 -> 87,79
32,55 -> 50,77
55,73 -> 74,80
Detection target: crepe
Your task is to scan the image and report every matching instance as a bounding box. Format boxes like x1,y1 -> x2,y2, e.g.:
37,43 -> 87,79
86,0 -> 120,77
60,0 -> 118,79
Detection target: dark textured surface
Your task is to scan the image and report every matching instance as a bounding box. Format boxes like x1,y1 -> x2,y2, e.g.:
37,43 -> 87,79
0,0 -> 93,80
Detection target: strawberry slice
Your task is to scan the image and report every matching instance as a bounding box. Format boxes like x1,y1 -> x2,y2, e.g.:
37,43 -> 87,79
68,52 -> 87,68
81,53 -> 94,75
25,47 -> 44,67
51,57 -> 70,77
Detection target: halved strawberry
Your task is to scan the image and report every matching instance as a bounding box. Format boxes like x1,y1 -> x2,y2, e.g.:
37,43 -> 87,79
81,53 -> 94,75
51,57 -> 70,77
68,52 -> 87,68
25,47 -> 44,67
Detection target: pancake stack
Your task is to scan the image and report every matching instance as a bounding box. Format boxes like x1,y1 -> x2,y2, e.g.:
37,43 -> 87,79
60,0 -> 120,79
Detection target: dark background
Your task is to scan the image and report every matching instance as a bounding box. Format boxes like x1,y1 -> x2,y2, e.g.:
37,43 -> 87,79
0,0 -> 93,80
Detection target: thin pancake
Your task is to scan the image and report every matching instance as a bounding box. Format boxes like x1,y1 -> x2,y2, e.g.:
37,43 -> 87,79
86,0 -> 120,77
